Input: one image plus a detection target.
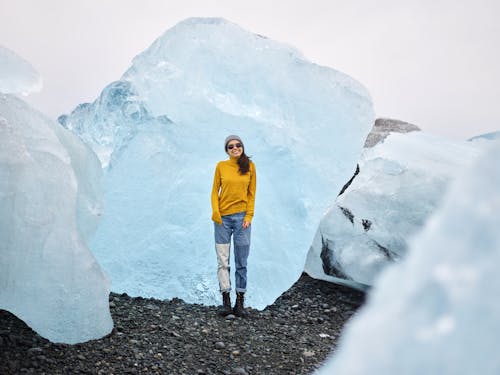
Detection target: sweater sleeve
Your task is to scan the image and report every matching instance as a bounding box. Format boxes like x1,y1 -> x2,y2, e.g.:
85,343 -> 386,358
211,163 -> 222,224
244,162 -> 257,223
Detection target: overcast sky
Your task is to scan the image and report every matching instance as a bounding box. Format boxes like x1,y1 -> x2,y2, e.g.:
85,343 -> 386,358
1,0 -> 499,140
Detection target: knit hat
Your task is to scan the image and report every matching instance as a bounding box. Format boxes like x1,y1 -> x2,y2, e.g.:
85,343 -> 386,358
224,135 -> 243,150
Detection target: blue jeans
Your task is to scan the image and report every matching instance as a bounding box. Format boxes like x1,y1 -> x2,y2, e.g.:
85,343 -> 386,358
214,212 -> 251,293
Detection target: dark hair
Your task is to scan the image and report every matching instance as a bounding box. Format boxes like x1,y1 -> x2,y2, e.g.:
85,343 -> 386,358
237,151 -> 251,175
225,141 -> 251,175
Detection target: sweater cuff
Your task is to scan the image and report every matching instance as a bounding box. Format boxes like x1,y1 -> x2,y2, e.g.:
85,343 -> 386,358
212,211 -> 222,224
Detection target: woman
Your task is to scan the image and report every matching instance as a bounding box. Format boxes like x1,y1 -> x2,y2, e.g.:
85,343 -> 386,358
211,135 -> 256,317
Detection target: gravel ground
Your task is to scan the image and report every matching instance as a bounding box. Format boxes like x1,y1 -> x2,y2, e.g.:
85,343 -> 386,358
0,273 -> 365,374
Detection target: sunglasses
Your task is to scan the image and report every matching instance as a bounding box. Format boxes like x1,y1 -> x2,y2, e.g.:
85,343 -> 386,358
227,143 -> 242,150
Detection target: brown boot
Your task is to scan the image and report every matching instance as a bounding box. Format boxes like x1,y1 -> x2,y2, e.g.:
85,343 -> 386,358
218,292 -> 232,316
233,292 -> 248,317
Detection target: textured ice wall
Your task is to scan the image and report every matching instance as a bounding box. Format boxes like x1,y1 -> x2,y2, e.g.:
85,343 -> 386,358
305,131 -> 482,288
61,17 -> 374,308
0,55 -> 112,343
318,140 -> 500,374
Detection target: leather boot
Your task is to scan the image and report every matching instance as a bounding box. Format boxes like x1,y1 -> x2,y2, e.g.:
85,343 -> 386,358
233,292 -> 248,317
218,292 -> 232,316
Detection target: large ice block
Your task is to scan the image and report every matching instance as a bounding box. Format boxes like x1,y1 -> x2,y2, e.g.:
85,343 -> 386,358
318,140 -> 500,374
61,17 -> 375,309
0,93 -> 112,344
305,128 -> 482,288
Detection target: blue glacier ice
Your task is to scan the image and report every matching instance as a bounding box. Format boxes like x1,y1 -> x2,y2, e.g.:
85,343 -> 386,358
61,18 -> 375,308
305,122 -> 483,288
0,47 -> 113,344
318,139 -> 500,374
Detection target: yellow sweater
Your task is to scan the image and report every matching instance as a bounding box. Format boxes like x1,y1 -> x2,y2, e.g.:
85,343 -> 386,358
211,157 -> 256,224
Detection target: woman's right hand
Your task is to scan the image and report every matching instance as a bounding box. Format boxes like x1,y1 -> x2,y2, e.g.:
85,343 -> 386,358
212,211 -> 222,225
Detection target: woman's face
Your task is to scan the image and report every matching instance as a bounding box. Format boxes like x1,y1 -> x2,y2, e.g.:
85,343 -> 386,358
226,140 -> 243,158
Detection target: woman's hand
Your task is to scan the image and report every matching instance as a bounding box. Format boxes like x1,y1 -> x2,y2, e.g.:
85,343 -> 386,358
212,212 -> 222,225
242,220 -> 251,229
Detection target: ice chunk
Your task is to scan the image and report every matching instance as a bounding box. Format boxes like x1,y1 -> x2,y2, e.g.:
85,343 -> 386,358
0,45 -> 42,95
305,130 -> 483,288
0,94 -> 112,344
318,140 -> 500,374
61,17 -> 375,309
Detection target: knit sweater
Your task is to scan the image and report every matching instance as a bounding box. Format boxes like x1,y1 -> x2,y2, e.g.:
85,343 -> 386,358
211,156 -> 256,224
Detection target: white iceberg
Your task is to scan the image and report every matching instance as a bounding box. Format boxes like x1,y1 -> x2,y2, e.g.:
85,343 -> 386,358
318,139 -> 500,374
0,48 -> 112,343
305,125 -> 482,288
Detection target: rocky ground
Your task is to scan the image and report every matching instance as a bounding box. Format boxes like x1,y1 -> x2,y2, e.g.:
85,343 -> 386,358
0,273 -> 366,375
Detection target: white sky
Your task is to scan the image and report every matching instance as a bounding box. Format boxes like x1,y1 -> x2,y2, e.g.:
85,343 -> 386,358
1,0 -> 499,140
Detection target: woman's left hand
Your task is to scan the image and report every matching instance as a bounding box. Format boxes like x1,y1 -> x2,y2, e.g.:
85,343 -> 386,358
242,220 -> 251,229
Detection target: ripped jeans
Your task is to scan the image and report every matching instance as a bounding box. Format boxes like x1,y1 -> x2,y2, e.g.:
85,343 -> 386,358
214,212 -> 251,293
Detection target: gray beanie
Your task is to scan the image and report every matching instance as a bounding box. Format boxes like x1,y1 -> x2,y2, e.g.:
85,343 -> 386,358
224,135 -> 243,150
